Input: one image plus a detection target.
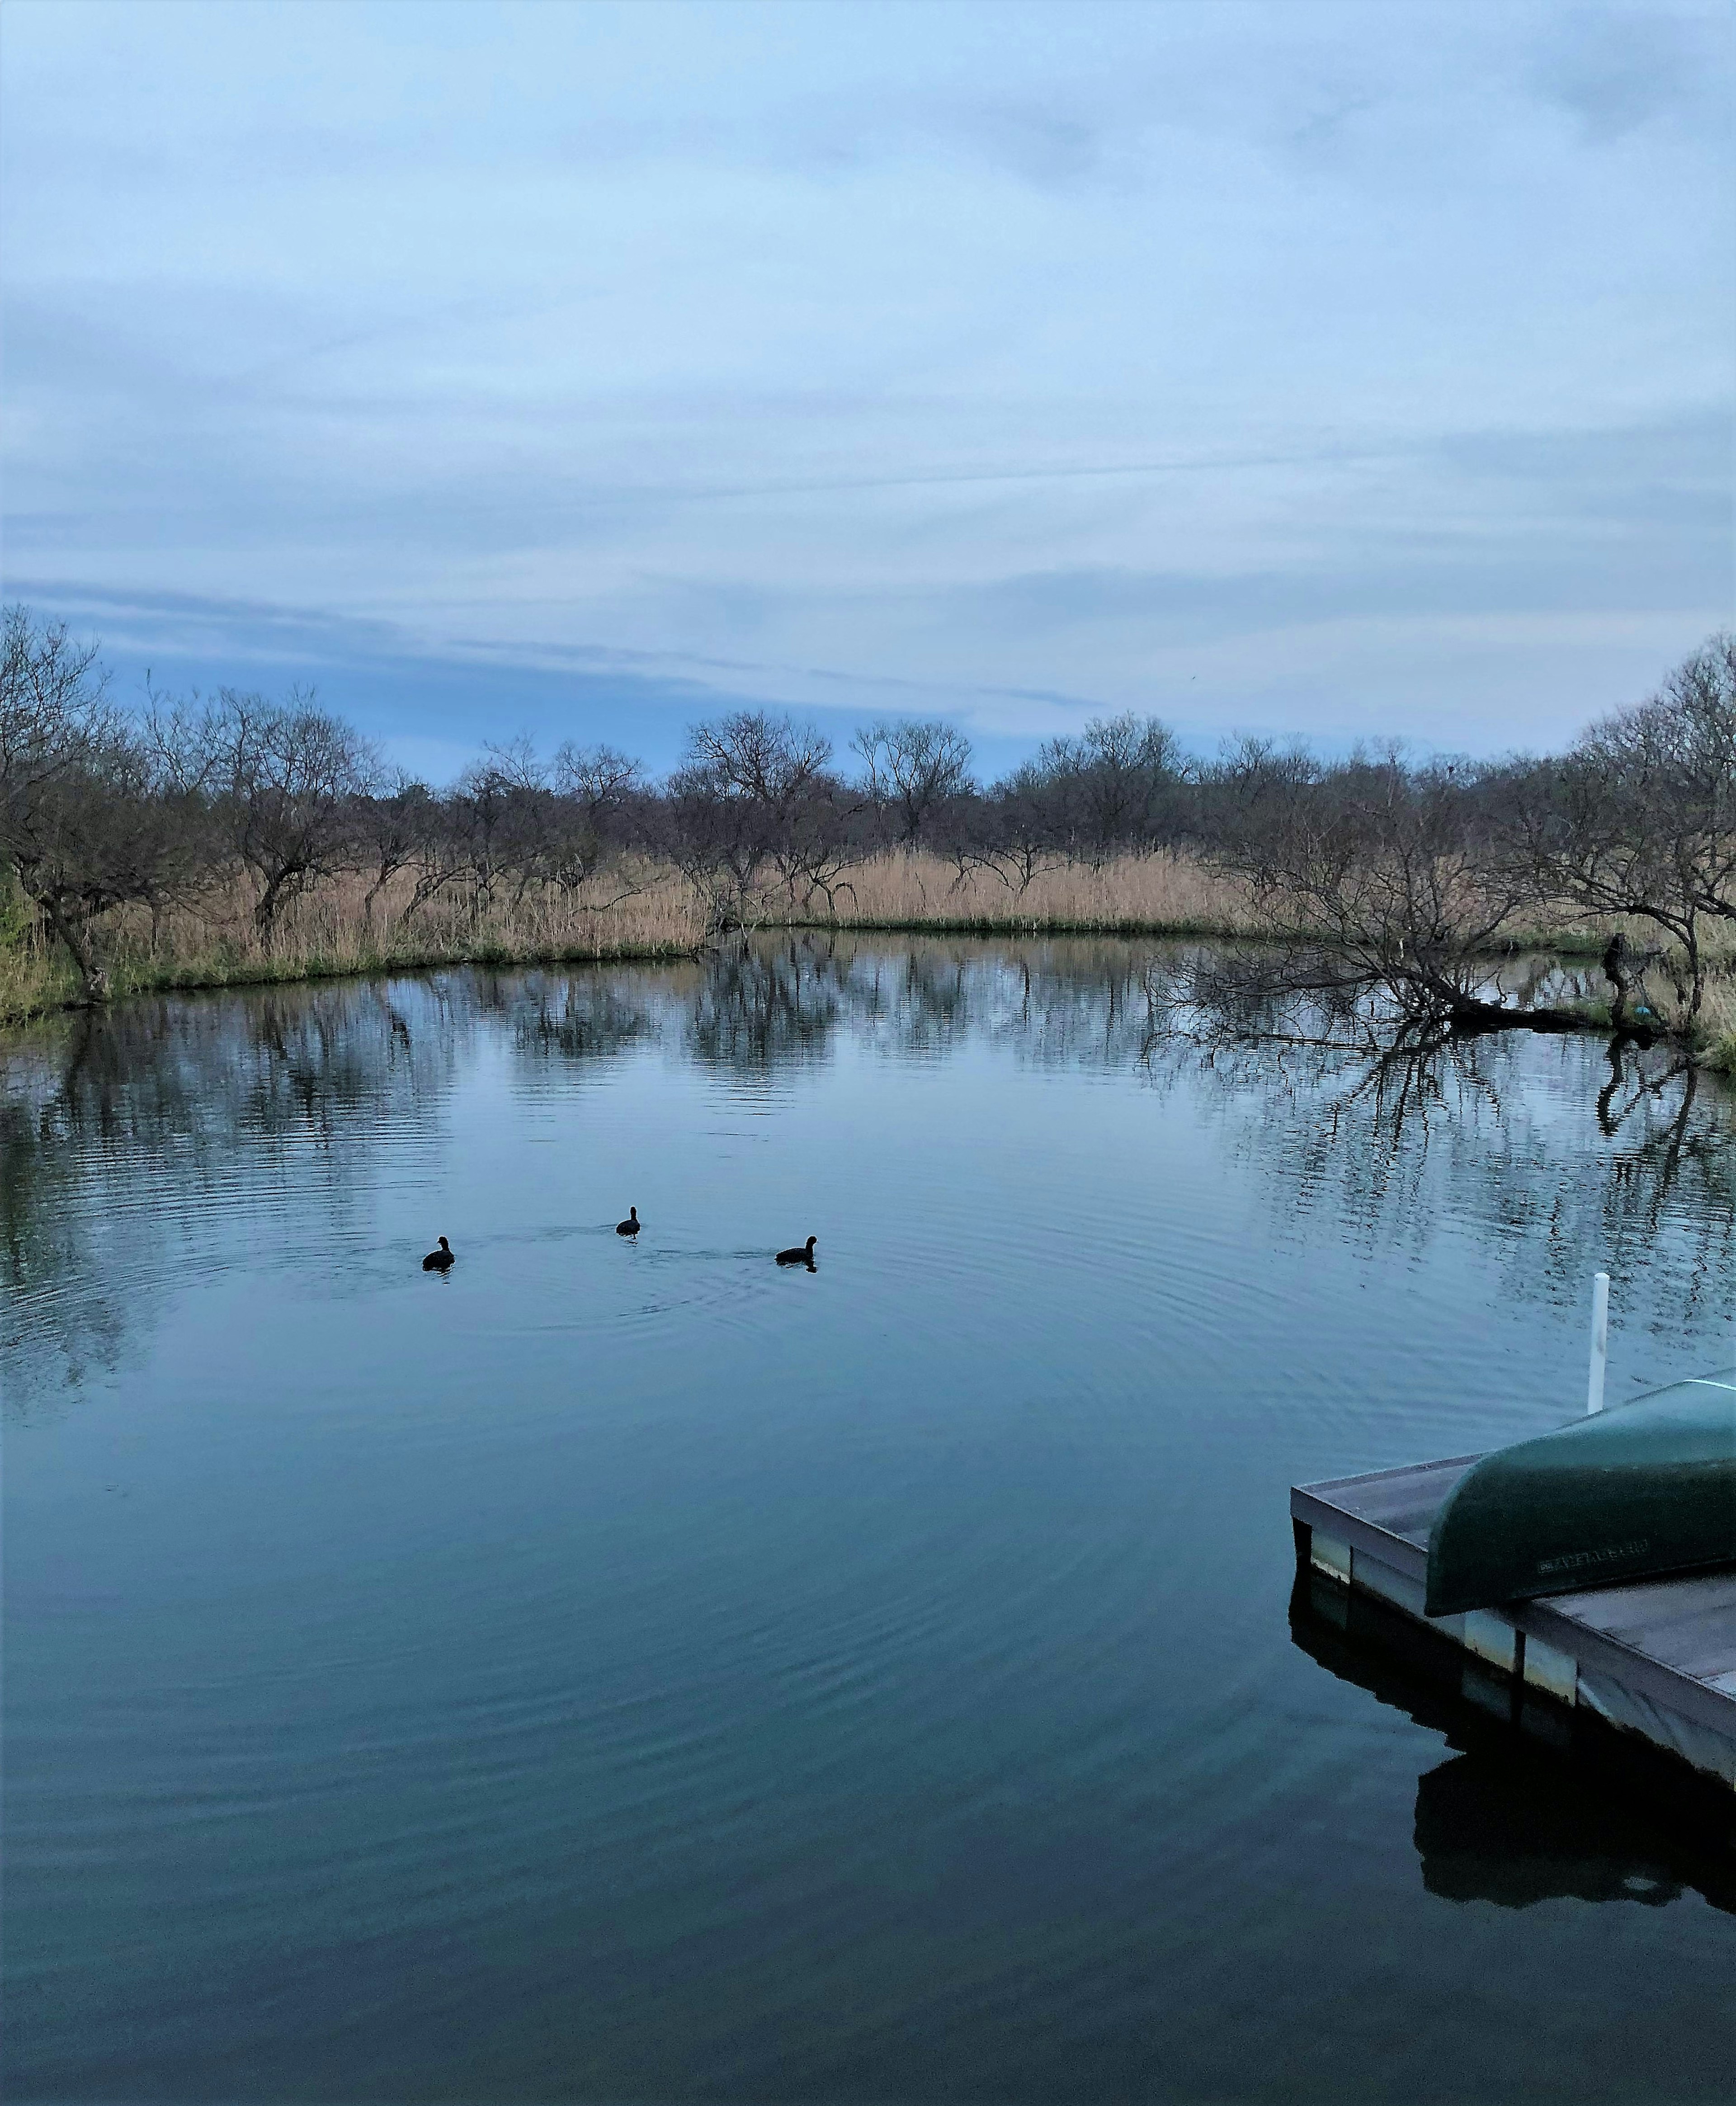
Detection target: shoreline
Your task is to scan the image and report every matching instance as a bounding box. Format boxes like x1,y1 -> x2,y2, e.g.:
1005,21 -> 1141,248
3,851 -> 1725,1067
4,912 -> 1724,1074
3,914 -> 1248,1027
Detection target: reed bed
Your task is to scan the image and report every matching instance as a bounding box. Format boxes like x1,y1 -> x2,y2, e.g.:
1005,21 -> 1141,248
0,937 -> 54,1027
810,850 -> 1260,935
1690,979 -> 1736,1076
4,850 -> 1735,1074
0,852 -> 1257,1024
0,861 -> 708,1023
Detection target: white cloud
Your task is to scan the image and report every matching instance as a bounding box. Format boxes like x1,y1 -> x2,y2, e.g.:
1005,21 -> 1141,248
3,0 -> 1730,759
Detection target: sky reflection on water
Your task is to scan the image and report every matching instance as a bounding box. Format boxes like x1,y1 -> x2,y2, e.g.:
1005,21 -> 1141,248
4,937 -> 1733,2101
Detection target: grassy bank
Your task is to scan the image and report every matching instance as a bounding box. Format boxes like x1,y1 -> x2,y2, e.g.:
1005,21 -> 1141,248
4,850 -> 1733,1071
814,850 -> 1261,936
0,852 -> 1261,1025
0,862 -> 711,1023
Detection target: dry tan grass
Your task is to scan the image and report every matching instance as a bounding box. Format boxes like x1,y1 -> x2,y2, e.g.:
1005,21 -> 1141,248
807,850 -> 1260,934
1689,976 -> 1736,1074
0,932 -> 57,1023
0,851 -> 1260,1024
0,860 -> 709,1023
5,850 -> 1735,1073
163,858 -> 711,974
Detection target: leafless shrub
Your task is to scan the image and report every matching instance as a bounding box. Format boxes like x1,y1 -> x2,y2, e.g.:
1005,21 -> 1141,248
1,610 -> 203,999
151,687 -> 381,951
851,718 -> 974,846
973,762 -> 1070,892
1196,740 -> 1584,1046
1030,711 -> 1188,866
1497,635 -> 1736,1022
662,711 -> 862,936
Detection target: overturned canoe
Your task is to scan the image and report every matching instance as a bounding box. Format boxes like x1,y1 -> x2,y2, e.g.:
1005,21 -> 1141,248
1425,1379 -> 1736,1618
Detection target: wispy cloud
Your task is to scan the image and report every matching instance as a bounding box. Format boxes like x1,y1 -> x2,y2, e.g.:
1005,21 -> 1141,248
3,0 -> 1730,764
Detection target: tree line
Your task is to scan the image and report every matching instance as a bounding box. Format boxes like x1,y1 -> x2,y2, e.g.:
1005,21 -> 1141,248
3,603 -> 1732,1042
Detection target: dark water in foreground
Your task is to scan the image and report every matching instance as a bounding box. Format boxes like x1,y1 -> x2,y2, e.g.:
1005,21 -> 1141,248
5,937 -> 1734,2103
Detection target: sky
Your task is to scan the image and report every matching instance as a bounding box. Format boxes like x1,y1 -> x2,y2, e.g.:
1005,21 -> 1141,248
2,0 -> 1732,783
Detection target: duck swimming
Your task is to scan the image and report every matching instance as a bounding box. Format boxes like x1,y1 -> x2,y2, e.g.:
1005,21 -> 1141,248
422,1236 -> 455,1272
776,1235 -> 817,1267
617,1207 -> 640,1237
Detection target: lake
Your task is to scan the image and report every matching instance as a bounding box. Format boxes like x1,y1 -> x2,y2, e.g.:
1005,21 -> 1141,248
5,936 -> 1733,2101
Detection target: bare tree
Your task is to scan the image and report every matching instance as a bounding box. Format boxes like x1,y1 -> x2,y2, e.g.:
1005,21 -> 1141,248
664,711 -> 859,934
976,761 -> 1069,893
1199,743 -> 1584,1045
354,773 -> 440,927
1500,636 -> 1736,1024
547,740 -> 645,899
851,718 -> 974,846
444,749 -> 534,921
396,796 -> 472,928
553,740 -> 642,819
153,688 -> 379,951
1033,711 -> 1185,864
0,608 -> 108,796
0,609 -> 200,999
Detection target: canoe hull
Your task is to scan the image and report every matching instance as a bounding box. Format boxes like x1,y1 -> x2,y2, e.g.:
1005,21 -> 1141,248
1425,1381 -> 1736,1618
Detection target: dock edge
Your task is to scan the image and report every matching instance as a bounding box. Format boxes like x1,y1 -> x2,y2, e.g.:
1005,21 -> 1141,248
1291,1472 -> 1736,1793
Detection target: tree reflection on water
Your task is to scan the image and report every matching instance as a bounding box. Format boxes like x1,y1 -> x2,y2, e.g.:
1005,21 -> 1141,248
1134,946 -> 1732,1330
2,982 -> 455,1403
4,935 -> 1732,1403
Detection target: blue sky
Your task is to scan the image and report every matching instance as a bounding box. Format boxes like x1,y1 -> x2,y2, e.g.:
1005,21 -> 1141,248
3,0 -> 1731,782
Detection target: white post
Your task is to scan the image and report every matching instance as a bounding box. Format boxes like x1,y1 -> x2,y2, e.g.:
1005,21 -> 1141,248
1586,1272 -> 1609,1415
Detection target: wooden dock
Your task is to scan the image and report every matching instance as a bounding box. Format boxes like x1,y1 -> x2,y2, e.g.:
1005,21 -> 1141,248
1292,1456 -> 1736,1791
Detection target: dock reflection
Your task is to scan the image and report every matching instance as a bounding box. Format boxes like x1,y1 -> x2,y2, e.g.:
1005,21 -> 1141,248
1289,1571 -> 1736,1916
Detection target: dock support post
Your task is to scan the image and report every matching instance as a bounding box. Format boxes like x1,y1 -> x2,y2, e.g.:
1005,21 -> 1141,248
1586,1272 -> 1609,1415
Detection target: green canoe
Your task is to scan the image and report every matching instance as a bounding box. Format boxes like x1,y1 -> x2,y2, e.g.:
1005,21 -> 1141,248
1425,1379 -> 1736,1618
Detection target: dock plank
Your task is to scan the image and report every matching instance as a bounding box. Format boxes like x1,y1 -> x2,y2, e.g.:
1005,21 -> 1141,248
1306,1456 -> 1476,1546
1551,1571 -> 1736,1686
1292,1453 -> 1736,1785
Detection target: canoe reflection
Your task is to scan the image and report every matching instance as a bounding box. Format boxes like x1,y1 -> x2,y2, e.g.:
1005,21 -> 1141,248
1415,1752 -> 1680,1908
1289,1570 -> 1736,1916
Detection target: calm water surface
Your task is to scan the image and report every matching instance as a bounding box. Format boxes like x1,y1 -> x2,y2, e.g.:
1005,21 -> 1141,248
5,937 -> 1734,2102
